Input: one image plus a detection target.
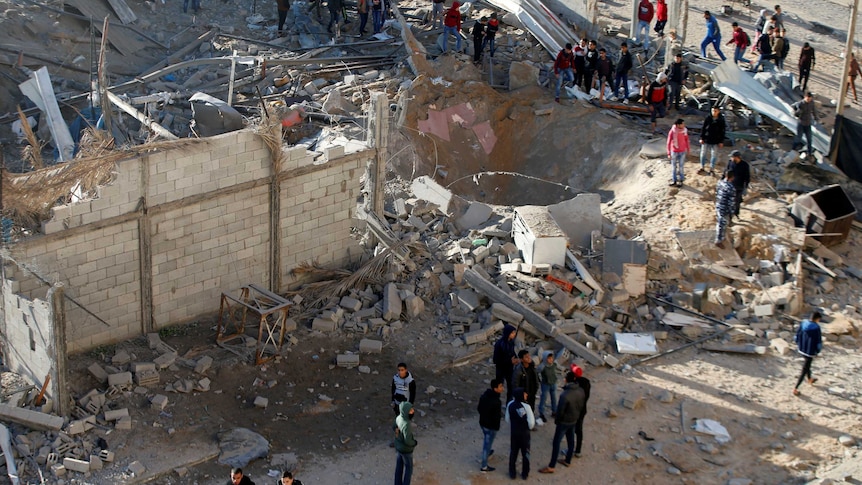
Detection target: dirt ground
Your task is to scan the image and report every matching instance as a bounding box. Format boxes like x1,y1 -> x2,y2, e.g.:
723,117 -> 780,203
1,0 -> 862,484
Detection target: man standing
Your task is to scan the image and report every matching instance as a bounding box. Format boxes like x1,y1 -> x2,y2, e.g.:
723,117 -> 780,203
772,29 -> 787,70
654,0 -> 667,36
327,0 -> 344,35
538,371 -> 585,474
472,16 -> 487,64
536,351 -> 558,424
506,387 -> 535,480
752,26 -> 775,72
793,91 -> 817,156
583,40 -> 599,92
277,0 -> 290,36
357,0 -> 368,35
477,379 -> 504,472
701,11 -> 726,61
391,363 -> 416,416
596,48 -> 615,98
666,118 -> 690,187
571,365 -> 591,458
726,150 -> 750,219
666,52 -> 687,110
442,2 -> 462,54
393,402 -> 417,485
573,39 -> 587,89
512,350 -> 539,413
371,0 -> 383,33
647,72 -> 669,133
553,43 -> 576,103
494,324 -> 518,401
715,171 -> 736,249
847,52 -> 861,103
635,0 -> 654,54
183,0 -> 200,13
614,42 -> 633,102
726,22 -> 751,65
798,43 -> 816,92
229,468 -> 255,485
699,105 -> 726,175
773,4 -> 785,31
793,311 -> 823,396
431,0 -> 445,29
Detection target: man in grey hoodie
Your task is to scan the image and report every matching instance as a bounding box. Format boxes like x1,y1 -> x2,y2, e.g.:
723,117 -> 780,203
393,402 -> 417,485
538,371 -> 586,473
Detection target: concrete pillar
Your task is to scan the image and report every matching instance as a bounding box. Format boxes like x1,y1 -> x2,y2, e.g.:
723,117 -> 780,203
629,0 -> 639,42
370,92 -> 388,216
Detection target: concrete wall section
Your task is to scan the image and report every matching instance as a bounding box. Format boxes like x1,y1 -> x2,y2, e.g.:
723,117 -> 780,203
280,155 -> 365,283
1,280 -> 59,402
150,185 -> 270,327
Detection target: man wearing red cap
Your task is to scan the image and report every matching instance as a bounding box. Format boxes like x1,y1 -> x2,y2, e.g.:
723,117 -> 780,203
570,365 -> 592,458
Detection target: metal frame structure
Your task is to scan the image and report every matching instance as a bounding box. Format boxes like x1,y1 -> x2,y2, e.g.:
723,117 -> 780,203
217,284 -> 292,365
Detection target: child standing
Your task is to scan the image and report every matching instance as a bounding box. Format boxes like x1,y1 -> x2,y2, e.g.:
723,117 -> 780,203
537,351 -> 558,424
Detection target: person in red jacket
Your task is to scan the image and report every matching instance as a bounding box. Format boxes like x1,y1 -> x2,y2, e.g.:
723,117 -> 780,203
726,22 -> 751,66
654,0 -> 667,36
442,2 -> 462,54
635,0 -> 654,53
553,43 -> 576,102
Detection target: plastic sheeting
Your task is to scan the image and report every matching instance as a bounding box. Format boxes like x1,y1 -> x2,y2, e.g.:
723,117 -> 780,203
831,115 -> 862,183
710,60 -> 830,154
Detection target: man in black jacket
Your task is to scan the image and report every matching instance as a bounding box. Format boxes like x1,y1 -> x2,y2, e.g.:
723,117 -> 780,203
538,371 -> 586,473
699,104 -> 726,175
494,324 -> 518,401
571,364 -> 591,457
666,52 -> 687,110
477,379 -> 504,472
725,150 -> 750,219
613,42 -> 633,102
229,468 -> 255,485
512,350 -> 539,412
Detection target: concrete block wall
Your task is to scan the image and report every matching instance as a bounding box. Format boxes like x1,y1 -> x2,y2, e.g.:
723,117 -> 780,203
6,129 -> 370,352
150,185 -> 270,326
280,155 -> 364,278
0,280 -> 59,402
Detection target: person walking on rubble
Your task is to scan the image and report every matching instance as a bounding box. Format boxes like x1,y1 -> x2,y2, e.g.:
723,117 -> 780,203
792,91 -> 817,156
635,0 -> 654,55
357,0 -> 369,35
699,104 -> 726,175
482,12 -> 499,57
793,311 -> 823,396
595,48 -> 615,99
798,42 -> 816,93
327,0 -> 344,35
553,43 -> 576,103
442,2 -> 463,54
393,402 -> 418,485
574,38 -> 587,89
538,370 -> 585,474
647,72 -> 669,133
391,362 -> 417,416
666,118 -> 690,187
372,0 -> 384,34
183,0 -> 200,13
773,29 -> 788,70
472,16 -> 487,64
277,0 -> 290,36
727,22 -> 751,66
714,171 -> 736,249
701,11 -> 726,61
506,387 -> 535,480
584,40 -> 599,92
654,0 -> 667,36
725,150 -> 750,219
494,324 -> 519,401
752,26 -> 775,73
477,379 -> 504,472
431,0 -> 445,29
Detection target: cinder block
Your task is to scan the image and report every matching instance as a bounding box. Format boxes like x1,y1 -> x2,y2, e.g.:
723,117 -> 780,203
127,460 -> 146,476
99,450 -> 115,462
312,318 -> 337,332
463,328 -> 488,345
89,455 -> 103,471
63,457 -> 90,473
324,145 -> 345,160
340,296 -> 362,312
284,318 -> 297,332
754,304 -> 774,317
88,363 -> 109,384
382,283 -> 402,321
336,353 -> 359,368
194,355 -> 213,374
50,463 -> 65,476
130,362 -> 156,373
153,352 -> 177,369
107,372 -> 133,387
254,396 -> 268,409
150,394 -> 169,410
115,417 -> 132,430
104,408 -> 129,421
359,338 -> 383,353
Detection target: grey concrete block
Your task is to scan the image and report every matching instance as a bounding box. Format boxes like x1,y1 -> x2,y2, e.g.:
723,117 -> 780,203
107,372 -> 133,387
337,353 -> 360,368
88,363 -> 109,384
359,338 -> 383,353
382,283 -> 402,321
254,396 -> 268,408
194,355 -> 214,374
130,362 -> 156,373
491,303 -> 523,324
151,394 -> 169,410
104,408 -> 129,421
340,296 -> 362,312
312,318 -> 337,332
63,457 -> 90,473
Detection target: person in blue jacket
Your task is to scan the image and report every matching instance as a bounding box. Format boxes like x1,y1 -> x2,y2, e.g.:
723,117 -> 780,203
701,11 -> 726,60
793,311 -> 822,396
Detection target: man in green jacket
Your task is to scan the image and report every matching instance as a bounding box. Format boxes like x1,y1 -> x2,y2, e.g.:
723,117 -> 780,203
394,401 -> 418,485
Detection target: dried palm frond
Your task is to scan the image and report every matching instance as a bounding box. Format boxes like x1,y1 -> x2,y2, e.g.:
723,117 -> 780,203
255,118 -> 286,174
17,105 -> 43,170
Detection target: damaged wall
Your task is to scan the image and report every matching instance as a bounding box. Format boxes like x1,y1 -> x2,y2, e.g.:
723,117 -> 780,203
5,130 -> 370,352
0,280 -> 62,407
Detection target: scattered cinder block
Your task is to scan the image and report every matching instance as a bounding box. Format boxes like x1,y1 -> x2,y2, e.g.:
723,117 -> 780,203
340,296 -> 362,312
112,350 -> 131,365
89,455 -> 103,471
153,352 -> 177,369
194,356 -> 214,374
66,418 -> 92,435
130,362 -> 156,373
99,450 -> 115,462
135,369 -> 159,386
63,457 -> 90,473
359,338 -> 383,354
50,463 -> 65,476
115,417 -> 132,430
754,304 -> 774,317
87,363 -> 109,384
107,372 -> 133,387
463,328 -> 488,345
312,318 -> 337,332
770,338 -> 790,356
382,283 -> 403,321
253,396 -> 269,409
336,353 -> 360,368
127,460 -> 146,476
151,394 -> 169,410
104,408 -> 129,421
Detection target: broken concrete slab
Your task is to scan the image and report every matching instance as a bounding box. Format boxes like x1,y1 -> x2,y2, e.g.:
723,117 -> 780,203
603,239 -> 648,276
548,193 -> 603,250
508,61 -> 540,90
456,202 -> 493,231
217,428 -> 270,469
491,303 -> 523,324
382,283 -> 403,321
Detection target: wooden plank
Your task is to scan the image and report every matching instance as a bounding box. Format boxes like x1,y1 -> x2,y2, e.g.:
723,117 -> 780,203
107,0 -> 137,24
463,268 -> 604,366
803,254 -> 837,278
106,91 -> 177,140
701,343 -> 766,354
565,249 -> 605,302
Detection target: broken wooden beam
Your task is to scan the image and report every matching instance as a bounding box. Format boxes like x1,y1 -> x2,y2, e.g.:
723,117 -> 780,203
463,268 -> 604,366
566,249 -> 605,302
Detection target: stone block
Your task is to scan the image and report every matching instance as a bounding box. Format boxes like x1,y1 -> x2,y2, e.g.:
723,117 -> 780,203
551,291 -> 577,317
312,318 -> 337,332
500,262 -> 521,273
88,363 -> 109,384
337,353 -> 360,368
284,318 -> 298,332
99,450 -> 115,462
491,303 -> 523,324
151,394 -> 169,410
324,145 -> 345,160
127,460 -> 146,476
472,245 -> 490,262
770,338 -> 790,356
194,355 -> 214,374
754,304 -> 774,317
50,463 -> 65,476
104,408 -> 129,421
604,354 -> 620,367
153,352 -> 177,369
107,372 -> 133,387
457,289 -> 480,311
115,417 -> 132,430
112,350 -> 131,365
382,283 -> 402,321
405,295 -> 425,318
359,338 -> 383,353
130,362 -> 156,373
135,369 -> 159,386
254,396 -> 269,409
89,455 -> 103,471
63,457 -> 90,473
463,328 -> 488,345
340,296 -> 362,312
